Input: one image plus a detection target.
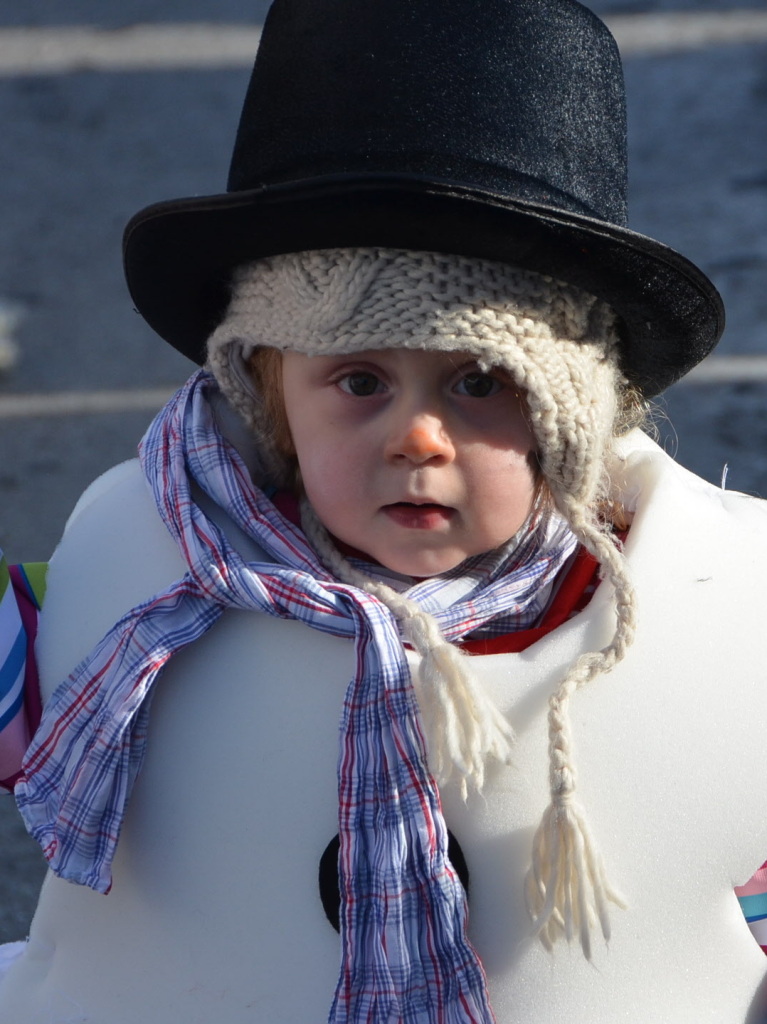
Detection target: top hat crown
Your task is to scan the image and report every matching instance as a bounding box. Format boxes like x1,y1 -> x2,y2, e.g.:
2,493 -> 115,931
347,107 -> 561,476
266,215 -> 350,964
123,0 -> 723,395
229,0 -> 627,224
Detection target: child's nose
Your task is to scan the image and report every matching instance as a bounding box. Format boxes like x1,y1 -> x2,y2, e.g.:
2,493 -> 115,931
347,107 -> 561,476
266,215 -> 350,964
386,417 -> 455,464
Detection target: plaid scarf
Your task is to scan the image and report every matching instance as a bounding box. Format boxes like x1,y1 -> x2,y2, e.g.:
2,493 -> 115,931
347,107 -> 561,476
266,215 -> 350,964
17,370 -> 577,1023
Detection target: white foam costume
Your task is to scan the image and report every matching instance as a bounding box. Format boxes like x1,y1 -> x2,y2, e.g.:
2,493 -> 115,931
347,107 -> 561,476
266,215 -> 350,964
1,417 -> 767,1024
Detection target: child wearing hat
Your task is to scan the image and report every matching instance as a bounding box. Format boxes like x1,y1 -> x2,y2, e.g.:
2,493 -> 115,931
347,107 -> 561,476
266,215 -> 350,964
2,0 -> 767,1021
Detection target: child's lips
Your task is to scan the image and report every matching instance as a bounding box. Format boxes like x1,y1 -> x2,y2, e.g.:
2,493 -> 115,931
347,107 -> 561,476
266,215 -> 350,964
381,501 -> 455,530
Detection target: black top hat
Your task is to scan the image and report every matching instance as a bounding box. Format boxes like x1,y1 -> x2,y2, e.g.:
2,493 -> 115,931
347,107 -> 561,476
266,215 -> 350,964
123,0 -> 723,397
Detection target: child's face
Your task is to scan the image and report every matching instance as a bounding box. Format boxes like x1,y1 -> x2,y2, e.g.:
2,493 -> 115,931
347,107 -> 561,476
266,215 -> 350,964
281,348 -> 538,576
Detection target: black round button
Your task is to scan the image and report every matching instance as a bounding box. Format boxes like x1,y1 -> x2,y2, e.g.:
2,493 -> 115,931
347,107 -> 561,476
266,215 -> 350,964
319,830 -> 470,932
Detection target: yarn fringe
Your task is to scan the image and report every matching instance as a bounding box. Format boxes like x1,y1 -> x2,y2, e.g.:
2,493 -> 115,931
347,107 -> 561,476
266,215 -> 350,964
403,612 -> 514,796
525,795 -> 626,959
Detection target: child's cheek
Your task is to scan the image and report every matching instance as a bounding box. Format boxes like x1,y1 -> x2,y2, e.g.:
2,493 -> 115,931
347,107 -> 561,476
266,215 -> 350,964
296,439 -> 369,527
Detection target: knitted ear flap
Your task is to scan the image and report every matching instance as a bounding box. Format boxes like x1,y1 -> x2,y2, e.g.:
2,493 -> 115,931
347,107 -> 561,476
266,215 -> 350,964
206,335 -> 296,490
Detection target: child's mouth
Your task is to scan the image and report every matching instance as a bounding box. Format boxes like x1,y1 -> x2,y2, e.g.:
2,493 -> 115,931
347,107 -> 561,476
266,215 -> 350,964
382,502 -> 454,529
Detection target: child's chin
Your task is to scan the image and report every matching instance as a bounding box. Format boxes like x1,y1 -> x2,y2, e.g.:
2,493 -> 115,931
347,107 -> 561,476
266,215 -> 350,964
378,549 -> 469,579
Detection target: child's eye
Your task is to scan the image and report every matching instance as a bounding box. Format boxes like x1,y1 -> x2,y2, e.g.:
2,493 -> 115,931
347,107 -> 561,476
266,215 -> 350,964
337,371 -> 385,397
454,372 -> 502,398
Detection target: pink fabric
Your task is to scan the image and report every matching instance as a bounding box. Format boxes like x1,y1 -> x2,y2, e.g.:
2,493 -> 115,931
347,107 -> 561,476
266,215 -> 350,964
0,565 -> 43,790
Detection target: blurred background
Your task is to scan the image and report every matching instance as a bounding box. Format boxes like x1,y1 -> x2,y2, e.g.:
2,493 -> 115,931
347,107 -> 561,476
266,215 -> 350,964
0,0 -> 766,940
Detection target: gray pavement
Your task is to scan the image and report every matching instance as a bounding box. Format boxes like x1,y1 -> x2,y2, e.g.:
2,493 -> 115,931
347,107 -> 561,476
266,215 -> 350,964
0,1 -> 766,942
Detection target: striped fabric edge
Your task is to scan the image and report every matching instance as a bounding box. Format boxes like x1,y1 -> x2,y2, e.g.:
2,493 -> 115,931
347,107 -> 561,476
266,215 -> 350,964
11,563 -> 48,612
0,560 -> 25,731
0,559 -> 47,790
736,862 -> 767,954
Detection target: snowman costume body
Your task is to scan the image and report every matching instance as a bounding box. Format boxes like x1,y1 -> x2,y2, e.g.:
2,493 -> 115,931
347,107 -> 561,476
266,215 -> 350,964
1,419 -> 766,1024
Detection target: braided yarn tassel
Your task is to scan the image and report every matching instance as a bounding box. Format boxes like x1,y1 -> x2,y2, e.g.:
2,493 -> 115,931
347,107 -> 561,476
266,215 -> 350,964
400,608 -> 514,795
524,654 -> 627,958
525,520 -> 635,958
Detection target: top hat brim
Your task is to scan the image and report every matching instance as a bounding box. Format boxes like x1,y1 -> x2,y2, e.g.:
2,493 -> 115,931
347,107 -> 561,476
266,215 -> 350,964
123,173 -> 724,398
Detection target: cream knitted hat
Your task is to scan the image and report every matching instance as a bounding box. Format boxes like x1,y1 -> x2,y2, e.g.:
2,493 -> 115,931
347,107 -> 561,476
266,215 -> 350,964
207,247 -> 636,957
208,248 -> 622,508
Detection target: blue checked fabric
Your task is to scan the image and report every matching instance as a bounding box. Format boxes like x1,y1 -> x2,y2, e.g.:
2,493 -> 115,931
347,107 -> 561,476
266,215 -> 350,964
17,370 -> 576,1024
